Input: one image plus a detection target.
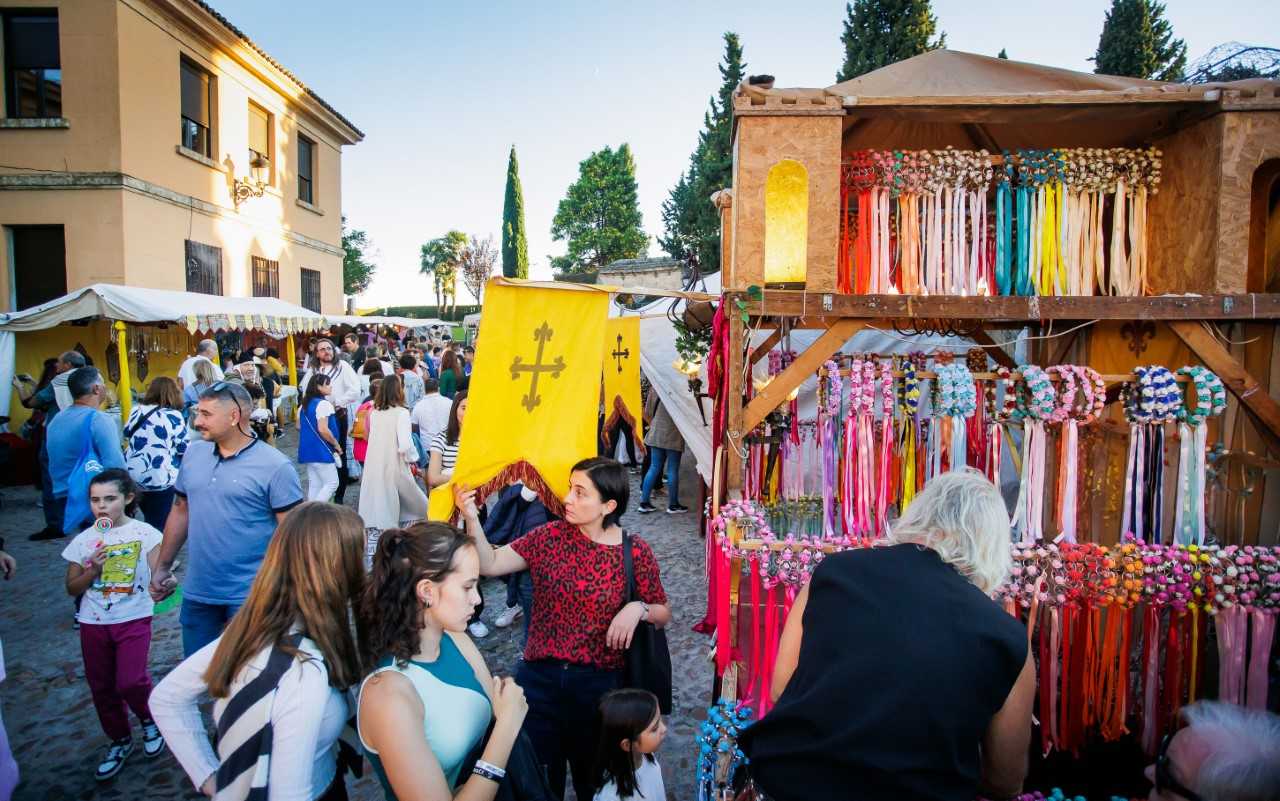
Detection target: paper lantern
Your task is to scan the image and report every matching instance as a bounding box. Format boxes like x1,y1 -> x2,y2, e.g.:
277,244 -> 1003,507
764,159 -> 808,286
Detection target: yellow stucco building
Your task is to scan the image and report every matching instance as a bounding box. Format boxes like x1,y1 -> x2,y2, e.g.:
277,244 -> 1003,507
0,0 -> 362,315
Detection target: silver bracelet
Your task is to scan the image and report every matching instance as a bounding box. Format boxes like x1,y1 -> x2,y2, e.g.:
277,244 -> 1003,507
473,760 -> 505,782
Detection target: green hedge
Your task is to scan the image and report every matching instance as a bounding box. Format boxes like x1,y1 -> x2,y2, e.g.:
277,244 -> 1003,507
364,304 -> 481,322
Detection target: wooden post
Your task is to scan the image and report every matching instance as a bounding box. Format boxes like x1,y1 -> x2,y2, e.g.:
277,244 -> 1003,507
114,320 -> 132,422
725,305 -> 746,499
743,318 -> 865,432
1168,320 -> 1280,456
286,334 -> 299,421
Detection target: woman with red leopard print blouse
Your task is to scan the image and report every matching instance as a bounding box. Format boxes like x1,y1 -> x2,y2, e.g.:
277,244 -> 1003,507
454,456 -> 670,801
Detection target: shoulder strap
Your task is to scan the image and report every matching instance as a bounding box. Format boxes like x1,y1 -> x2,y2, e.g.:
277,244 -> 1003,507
621,529 -> 636,603
124,406 -> 162,440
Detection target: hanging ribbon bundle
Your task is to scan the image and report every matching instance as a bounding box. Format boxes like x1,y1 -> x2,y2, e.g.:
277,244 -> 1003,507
1173,367 -> 1226,546
935,362 -> 977,474
897,357 -> 923,512
838,146 -> 1161,297
1047,365 -> 1105,543
1011,365 -> 1055,543
819,359 -> 842,540
1121,366 -> 1180,542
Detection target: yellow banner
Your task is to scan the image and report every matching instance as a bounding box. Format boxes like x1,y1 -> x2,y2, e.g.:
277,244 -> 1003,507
602,316 -> 645,458
428,280 -> 609,520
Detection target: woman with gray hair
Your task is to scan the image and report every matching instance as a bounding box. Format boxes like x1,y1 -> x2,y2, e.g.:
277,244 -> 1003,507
739,469 -> 1035,801
1146,700 -> 1280,801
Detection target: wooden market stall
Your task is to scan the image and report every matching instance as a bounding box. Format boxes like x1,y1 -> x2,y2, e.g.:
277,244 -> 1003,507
695,50 -> 1280,798
0,283 -> 328,428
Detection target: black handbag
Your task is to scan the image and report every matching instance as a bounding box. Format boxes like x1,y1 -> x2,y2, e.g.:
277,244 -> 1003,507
621,529 -> 674,714
459,719 -> 554,801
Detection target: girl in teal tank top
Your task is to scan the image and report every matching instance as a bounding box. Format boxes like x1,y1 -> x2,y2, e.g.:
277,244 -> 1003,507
357,522 -> 530,799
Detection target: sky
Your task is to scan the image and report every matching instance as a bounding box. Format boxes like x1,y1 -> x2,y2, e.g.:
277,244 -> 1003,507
207,0 -> 1279,307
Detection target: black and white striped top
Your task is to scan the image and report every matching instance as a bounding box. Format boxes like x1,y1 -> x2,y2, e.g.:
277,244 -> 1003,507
429,431 -> 459,474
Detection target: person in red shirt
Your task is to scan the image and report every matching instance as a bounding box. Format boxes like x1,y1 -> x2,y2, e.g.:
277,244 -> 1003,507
455,456 -> 670,801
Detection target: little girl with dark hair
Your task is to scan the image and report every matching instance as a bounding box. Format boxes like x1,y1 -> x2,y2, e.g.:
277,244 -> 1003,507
61,468 -> 165,781
592,689 -> 667,801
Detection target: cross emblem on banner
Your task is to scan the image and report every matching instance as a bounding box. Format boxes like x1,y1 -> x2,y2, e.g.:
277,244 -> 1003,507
510,322 -> 566,412
611,334 -> 630,373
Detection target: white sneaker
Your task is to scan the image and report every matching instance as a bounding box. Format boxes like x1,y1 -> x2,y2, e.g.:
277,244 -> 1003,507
141,720 -> 165,758
468,621 -> 490,638
494,605 -> 523,628
95,738 -> 133,781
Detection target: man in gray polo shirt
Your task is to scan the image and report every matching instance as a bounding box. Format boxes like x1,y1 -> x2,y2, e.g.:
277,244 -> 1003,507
148,382 -> 303,656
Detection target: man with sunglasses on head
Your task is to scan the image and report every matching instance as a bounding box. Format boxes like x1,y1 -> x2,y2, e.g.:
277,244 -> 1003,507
1146,701 -> 1280,801
148,381 -> 303,657
300,338 -> 361,504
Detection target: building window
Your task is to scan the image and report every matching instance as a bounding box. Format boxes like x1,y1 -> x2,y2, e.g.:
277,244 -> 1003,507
248,102 -> 272,183
252,256 -> 279,298
3,12 -> 62,119
297,135 -> 315,204
180,58 -> 213,157
185,239 -> 223,295
300,268 -> 321,312
7,225 -> 66,310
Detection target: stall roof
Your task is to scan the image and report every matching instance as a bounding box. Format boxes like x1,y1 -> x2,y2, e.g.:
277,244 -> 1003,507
736,49 -> 1280,149
0,283 -> 327,334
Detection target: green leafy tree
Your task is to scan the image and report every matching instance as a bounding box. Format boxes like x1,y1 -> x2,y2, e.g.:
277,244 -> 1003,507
340,216 -> 377,296
550,144 -> 647,274
1093,0 -> 1187,81
836,0 -> 945,83
419,230 -> 467,314
501,145 -> 529,279
658,32 -> 745,275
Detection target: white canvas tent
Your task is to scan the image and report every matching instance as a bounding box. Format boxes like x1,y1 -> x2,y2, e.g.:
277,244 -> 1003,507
0,283 -> 327,423
326,314 -> 446,331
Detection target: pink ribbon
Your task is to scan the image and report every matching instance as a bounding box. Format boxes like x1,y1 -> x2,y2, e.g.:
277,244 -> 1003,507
1247,610 -> 1276,710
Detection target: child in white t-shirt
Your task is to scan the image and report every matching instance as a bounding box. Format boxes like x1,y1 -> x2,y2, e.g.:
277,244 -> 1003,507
61,468 -> 166,782
592,689 -> 668,801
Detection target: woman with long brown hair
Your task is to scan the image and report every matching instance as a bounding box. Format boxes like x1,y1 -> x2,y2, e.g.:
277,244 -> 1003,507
358,375 -> 428,529
123,376 -> 189,530
150,502 -> 366,800
439,350 -> 464,399
356,522 -> 528,800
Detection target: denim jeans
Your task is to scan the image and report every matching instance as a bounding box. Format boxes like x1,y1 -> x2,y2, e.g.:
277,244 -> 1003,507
137,488 -> 176,532
505,570 -> 534,647
516,660 -> 621,801
180,598 -> 242,657
38,438 -> 58,529
640,446 -> 682,507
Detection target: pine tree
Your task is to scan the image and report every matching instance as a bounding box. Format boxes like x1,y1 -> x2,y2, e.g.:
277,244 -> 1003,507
835,0 -> 945,83
998,48 -> 1008,59
1093,0 -> 1187,81
550,144 -> 647,275
658,32 -> 745,275
501,145 -> 529,279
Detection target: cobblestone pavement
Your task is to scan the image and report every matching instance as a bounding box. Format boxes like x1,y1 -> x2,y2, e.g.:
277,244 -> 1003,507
0,433 -> 711,800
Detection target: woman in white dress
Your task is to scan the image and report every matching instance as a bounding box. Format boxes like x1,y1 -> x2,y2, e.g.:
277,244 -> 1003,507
358,375 -> 429,529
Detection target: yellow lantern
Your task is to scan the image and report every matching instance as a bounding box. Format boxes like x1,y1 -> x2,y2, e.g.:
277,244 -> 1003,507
764,159 -> 808,286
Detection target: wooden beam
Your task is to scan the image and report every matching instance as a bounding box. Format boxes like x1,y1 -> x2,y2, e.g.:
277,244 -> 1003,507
1168,321 -> 1280,456
749,329 -> 782,365
732,291 -> 1280,322
724,307 -> 746,497
1048,326 -> 1085,367
743,319 -> 865,432
963,122 -> 1002,153
970,328 -> 1018,370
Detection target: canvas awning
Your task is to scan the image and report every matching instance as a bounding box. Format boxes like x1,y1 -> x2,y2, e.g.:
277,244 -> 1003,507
0,283 -> 328,334
737,49 -> 1280,149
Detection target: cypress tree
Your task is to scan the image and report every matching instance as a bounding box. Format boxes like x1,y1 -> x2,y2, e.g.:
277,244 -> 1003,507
658,32 -> 745,275
836,0 -> 945,83
1093,0 -> 1187,81
998,48 -> 1008,59
501,145 -> 529,279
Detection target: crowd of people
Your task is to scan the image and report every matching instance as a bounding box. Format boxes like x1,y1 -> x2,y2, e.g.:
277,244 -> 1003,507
0,326 -> 693,801
3,330 -> 1278,801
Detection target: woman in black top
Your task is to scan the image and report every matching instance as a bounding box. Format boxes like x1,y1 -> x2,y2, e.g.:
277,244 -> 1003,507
740,469 -> 1035,801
